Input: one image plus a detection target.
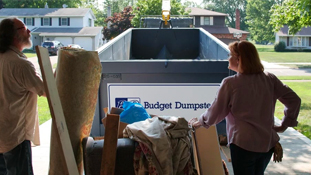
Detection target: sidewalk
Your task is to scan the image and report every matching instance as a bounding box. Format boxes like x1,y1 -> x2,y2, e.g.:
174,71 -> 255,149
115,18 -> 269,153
32,120 -> 51,174
262,61 -> 311,76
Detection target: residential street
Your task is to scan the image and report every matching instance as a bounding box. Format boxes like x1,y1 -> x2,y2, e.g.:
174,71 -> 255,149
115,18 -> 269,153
262,61 -> 311,77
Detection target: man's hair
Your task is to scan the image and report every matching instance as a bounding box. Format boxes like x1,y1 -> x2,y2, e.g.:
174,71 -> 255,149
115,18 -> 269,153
0,17 -> 17,53
228,41 -> 264,74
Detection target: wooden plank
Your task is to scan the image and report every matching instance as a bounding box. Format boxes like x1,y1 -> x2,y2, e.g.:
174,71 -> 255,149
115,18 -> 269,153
191,130 -> 201,175
35,46 -> 79,175
192,126 -> 225,175
220,146 -> 231,162
100,114 -> 120,175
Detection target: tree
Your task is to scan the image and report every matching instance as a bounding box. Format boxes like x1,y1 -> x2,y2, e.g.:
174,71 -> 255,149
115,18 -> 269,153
93,9 -> 107,27
270,0 -> 311,35
103,6 -> 133,40
183,0 -> 201,8
0,0 -> 4,9
2,0 -> 81,8
203,0 -> 248,31
246,0 -> 276,43
102,0 -> 133,15
81,0 -> 107,27
131,0 -> 187,28
201,2 -> 217,10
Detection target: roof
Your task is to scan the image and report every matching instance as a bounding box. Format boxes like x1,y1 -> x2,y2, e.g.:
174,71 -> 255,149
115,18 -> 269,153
0,8 -> 92,17
276,25 -> 311,36
201,26 -> 249,34
31,27 -> 82,33
31,27 -> 103,36
187,7 -> 228,16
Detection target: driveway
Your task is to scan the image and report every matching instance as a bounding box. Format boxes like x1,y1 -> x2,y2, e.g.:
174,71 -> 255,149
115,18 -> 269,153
28,55 -> 58,72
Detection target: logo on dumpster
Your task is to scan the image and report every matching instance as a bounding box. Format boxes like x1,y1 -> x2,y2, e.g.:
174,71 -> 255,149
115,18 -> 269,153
115,97 -> 211,111
115,97 -> 141,108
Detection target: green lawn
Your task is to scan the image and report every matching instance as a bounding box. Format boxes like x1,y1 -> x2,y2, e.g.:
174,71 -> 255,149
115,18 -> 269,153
274,81 -> 311,139
24,53 -> 37,58
255,44 -> 311,63
37,97 -> 51,125
277,76 -> 311,80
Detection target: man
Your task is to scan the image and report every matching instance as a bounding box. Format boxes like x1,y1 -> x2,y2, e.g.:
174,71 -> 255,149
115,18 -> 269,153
0,17 -> 46,175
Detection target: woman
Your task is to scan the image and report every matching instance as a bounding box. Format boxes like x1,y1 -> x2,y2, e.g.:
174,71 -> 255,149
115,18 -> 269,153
189,41 -> 301,175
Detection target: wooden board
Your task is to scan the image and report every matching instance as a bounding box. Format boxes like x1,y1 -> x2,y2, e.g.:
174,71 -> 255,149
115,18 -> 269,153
192,126 -> 225,175
100,114 -> 120,175
220,146 -> 231,162
35,46 -> 79,175
191,130 -> 201,174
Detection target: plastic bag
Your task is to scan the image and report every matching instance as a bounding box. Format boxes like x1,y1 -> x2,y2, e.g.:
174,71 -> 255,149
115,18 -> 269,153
120,101 -> 151,124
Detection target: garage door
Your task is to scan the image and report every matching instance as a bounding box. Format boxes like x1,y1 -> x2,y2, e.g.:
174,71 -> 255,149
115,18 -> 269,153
74,37 -> 92,51
55,37 -> 72,46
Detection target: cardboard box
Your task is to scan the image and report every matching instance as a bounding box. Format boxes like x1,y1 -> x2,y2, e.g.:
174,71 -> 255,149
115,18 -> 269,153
102,107 -> 128,138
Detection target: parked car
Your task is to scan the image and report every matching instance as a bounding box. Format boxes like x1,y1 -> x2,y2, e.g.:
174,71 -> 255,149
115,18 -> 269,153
67,44 -> 83,49
41,41 -> 64,55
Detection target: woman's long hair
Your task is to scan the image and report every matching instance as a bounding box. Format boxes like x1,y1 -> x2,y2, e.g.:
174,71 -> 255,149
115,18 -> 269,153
228,41 -> 264,74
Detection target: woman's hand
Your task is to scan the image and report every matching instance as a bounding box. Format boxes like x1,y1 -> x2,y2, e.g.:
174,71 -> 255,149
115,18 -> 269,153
188,118 -> 202,129
273,124 -> 288,133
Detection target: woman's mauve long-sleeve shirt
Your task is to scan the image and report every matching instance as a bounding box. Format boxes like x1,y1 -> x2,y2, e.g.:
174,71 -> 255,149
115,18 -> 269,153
198,72 -> 301,152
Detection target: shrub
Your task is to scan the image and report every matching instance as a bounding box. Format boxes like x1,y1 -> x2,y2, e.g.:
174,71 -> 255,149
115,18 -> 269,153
274,41 -> 286,52
23,49 -> 35,53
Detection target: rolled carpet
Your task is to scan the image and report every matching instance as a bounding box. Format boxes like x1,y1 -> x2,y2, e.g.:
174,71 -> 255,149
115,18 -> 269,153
49,47 -> 102,175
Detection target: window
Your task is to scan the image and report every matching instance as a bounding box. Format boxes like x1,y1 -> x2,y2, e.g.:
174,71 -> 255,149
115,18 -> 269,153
88,18 -> 92,27
294,37 -> 307,47
61,18 -> 68,26
204,17 -> 210,25
59,18 -> 70,26
25,18 -> 33,25
301,37 -> 306,47
200,17 -> 213,26
280,37 -> 285,43
298,37 -> 303,47
293,37 -> 299,46
289,37 -> 293,46
43,18 -> 50,26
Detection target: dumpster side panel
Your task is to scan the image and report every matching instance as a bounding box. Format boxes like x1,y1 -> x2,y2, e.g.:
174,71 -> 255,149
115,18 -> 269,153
199,29 -> 229,60
98,29 -> 132,61
92,60 -> 231,136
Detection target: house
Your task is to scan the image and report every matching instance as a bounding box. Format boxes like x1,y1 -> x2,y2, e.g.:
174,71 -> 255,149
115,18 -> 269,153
275,25 -> 311,49
0,7 -> 103,51
188,7 -> 249,45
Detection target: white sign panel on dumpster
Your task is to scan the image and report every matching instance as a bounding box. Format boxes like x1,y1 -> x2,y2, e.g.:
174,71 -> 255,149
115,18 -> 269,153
107,83 -> 219,121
